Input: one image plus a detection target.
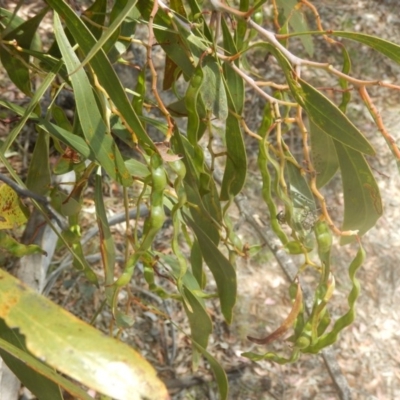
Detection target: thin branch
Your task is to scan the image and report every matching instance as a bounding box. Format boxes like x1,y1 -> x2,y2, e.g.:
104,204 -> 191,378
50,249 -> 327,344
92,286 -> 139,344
224,59 -> 297,106
147,0 -> 174,139
42,205 -> 149,295
359,86 -> 400,161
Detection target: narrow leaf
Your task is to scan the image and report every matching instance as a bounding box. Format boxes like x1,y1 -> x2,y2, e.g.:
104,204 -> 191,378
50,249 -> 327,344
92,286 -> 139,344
26,131 -> 51,196
0,232 -> 44,257
297,79 -> 375,155
46,0 -> 153,148
192,341 -> 229,400
332,31 -> 400,64
71,0 -> 137,74
95,169 -> 116,303
334,142 -> 382,244
310,120 -> 339,188
184,216 -> 236,324
54,13 -> 132,186
258,43 -> 375,155
201,55 -> 228,120
220,113 -> 247,200
182,287 -> 212,349
0,7 -> 48,95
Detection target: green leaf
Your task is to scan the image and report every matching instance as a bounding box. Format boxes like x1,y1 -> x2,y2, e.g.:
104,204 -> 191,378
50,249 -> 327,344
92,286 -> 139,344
309,120 -> 339,188
184,216 -> 236,324
338,45 -> 352,112
172,131 -> 222,245
0,7 -> 47,95
83,0 -> 107,39
95,169 -> 115,303
221,18 -> 244,115
0,61 -> 63,155
73,0 -> 137,73
182,287 -> 212,349
0,232 -> 44,257
286,161 -> 315,210
201,55 -> 228,120
277,0 -> 314,56
190,239 -> 205,289
192,341 -> 229,400
124,158 -> 150,179
54,13 -> 132,186
137,0 -> 195,78
26,131 -> 51,196
220,113 -> 247,200
332,31 -> 400,64
0,269 -> 169,400
334,142 -> 382,245
47,0 -> 153,148
297,79 -> 375,156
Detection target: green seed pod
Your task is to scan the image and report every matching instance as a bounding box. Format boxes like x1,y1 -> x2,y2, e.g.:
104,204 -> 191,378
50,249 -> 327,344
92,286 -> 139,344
285,240 -> 303,254
314,221 -> 332,254
169,159 -> 186,180
295,334 -> 311,349
151,167 -> 167,194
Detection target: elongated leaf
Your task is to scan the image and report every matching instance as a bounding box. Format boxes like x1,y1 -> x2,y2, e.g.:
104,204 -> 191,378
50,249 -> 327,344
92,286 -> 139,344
334,142 -> 382,244
83,0 -> 106,39
297,79 -> 375,155
201,55 -> 228,120
192,341 -> 228,400
26,131 -> 51,196
0,61 -> 62,154
0,7 -> 47,95
172,131 -> 221,244
220,113 -> 247,200
73,1 -> 137,73
258,43 -> 375,155
0,232 -> 44,257
54,13 -> 132,186
221,18 -> 244,115
95,169 -> 115,303
95,168 -> 115,304
46,0 -> 153,148
332,31 -> 400,64
137,0 -> 195,78
277,0 -> 314,56
0,338 -> 91,399
182,287 -> 212,349
184,216 -> 236,324
0,269 -> 169,400
309,120 -> 339,188
286,161 -> 315,210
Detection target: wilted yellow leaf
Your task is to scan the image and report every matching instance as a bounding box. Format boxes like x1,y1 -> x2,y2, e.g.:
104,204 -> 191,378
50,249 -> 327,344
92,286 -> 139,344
0,184 -> 29,230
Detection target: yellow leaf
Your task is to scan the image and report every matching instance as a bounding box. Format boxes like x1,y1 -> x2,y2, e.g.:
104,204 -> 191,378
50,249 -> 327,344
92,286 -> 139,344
0,184 -> 29,230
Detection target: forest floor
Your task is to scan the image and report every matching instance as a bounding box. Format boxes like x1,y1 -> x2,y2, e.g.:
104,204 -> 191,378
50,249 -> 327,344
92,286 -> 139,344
1,1 -> 400,399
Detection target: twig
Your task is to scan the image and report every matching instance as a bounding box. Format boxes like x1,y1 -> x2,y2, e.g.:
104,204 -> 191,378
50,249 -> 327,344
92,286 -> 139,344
42,205 -> 149,295
0,173 -> 67,231
147,0 -> 174,139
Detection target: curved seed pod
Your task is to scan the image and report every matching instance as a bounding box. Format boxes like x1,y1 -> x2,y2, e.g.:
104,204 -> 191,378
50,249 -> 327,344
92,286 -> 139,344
305,244 -> 365,353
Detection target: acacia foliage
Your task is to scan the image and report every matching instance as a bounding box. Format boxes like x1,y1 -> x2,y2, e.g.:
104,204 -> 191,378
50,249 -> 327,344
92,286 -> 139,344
0,0 -> 400,398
